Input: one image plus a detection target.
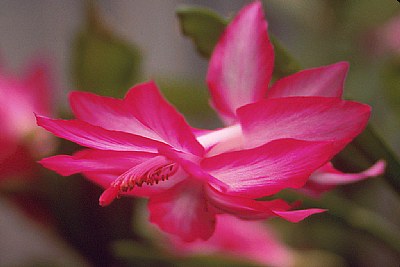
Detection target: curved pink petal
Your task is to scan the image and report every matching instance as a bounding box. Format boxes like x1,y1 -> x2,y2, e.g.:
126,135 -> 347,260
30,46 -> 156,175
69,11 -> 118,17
36,115 -> 163,152
124,81 -> 204,156
207,1 -> 274,123
268,62 -> 349,98
39,149 -> 155,176
148,180 -> 216,241
237,96 -> 370,149
202,139 -> 338,198
169,214 -> 295,267
301,160 -> 385,197
272,209 -> 326,223
70,91 -> 161,141
206,185 -> 290,220
206,185 -> 323,223
310,160 -> 385,185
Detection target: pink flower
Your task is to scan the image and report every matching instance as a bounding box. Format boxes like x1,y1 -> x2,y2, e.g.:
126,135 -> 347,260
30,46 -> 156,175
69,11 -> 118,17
0,58 -> 54,180
375,13 -> 400,55
165,214 -> 295,267
37,1 -> 379,242
38,80 -> 344,241
201,1 -> 384,196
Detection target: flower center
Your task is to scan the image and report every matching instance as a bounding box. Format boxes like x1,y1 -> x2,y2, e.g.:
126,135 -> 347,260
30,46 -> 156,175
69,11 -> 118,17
196,124 -> 243,156
99,156 -> 178,206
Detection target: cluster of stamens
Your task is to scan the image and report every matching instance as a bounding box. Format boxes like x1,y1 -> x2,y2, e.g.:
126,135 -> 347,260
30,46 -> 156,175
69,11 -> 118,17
113,163 -> 178,193
99,157 -> 180,207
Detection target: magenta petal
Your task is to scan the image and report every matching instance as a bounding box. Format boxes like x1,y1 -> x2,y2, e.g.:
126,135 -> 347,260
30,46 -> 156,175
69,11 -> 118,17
310,160 -> 385,185
70,91 -> 161,141
202,139 -> 338,198
206,185 -> 297,220
237,96 -> 370,149
207,1 -> 274,123
268,62 -> 349,98
272,209 -> 326,223
36,115 -> 164,152
39,150 -> 155,176
148,181 -> 216,241
301,160 -> 385,197
124,81 -> 204,156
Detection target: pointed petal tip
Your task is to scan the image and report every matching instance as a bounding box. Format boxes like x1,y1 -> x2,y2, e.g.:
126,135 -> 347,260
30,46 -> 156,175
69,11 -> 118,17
273,208 -> 327,223
206,0 -> 273,122
368,160 -> 386,176
35,113 -> 47,126
124,80 -> 158,98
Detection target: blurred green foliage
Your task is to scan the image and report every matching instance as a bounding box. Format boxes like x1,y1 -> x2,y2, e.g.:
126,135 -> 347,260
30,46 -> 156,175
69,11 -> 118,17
177,7 -> 227,58
71,1 -> 141,97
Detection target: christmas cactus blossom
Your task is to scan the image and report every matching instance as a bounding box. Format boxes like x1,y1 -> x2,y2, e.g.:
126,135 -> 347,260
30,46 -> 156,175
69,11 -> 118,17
0,58 -> 54,180
37,1 -> 381,241
37,81 -> 339,241
201,0 -> 384,196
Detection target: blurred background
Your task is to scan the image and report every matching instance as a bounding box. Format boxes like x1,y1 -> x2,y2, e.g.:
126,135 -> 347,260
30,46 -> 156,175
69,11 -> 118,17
0,0 -> 400,266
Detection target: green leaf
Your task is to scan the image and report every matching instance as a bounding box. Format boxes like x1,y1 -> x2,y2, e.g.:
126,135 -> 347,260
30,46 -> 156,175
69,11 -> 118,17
71,2 -> 141,97
269,35 -> 301,79
382,57 -> 400,115
176,6 -> 227,58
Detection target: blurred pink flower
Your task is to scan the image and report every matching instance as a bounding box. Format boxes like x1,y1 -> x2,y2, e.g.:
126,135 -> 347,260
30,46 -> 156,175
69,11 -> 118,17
0,58 -> 54,181
377,13 -> 400,55
37,1 -> 380,242
200,1 -> 384,197
167,215 -> 295,267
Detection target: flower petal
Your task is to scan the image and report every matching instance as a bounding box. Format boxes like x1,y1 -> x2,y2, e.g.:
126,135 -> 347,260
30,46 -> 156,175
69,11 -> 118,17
36,115 -> 163,152
310,160 -> 385,185
206,185 -> 290,220
169,214 -> 295,267
272,209 -> 326,223
124,81 -> 204,156
207,1 -> 274,123
237,96 -> 370,149
268,62 -> 349,98
301,160 -> 385,197
39,149 -> 155,176
70,91 -> 161,140
148,180 -> 216,241
202,139 -> 338,198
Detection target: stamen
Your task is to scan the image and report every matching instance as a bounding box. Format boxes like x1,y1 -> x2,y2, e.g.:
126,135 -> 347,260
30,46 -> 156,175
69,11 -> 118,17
99,187 -> 119,207
99,156 -> 178,206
